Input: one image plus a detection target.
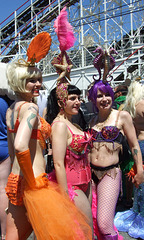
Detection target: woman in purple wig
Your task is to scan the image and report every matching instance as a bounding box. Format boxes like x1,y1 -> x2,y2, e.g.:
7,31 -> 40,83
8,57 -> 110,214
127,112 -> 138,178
88,47 -> 144,240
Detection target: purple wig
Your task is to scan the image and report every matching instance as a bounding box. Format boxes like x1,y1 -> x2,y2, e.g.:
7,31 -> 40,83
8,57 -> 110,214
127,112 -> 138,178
88,80 -> 114,111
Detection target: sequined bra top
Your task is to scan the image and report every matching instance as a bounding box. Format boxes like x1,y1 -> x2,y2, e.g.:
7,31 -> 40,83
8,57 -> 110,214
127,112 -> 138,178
89,126 -> 123,144
8,102 -> 51,149
67,125 -> 93,153
52,121 -> 92,153
89,111 -> 124,152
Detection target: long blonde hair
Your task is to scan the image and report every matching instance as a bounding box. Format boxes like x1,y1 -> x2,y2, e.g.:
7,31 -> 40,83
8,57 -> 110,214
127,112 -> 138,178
123,81 -> 144,118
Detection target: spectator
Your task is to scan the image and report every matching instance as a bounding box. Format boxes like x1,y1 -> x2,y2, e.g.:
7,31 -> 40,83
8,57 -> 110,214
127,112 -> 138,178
114,80 -> 144,239
113,85 -> 128,110
113,84 -> 134,208
0,92 -> 14,240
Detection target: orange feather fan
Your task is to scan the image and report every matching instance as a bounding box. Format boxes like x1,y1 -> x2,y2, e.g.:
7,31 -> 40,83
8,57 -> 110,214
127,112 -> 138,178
27,32 -> 52,64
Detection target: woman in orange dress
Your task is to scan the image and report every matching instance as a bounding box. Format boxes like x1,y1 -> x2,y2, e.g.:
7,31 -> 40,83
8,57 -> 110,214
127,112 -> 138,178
5,32 -> 92,240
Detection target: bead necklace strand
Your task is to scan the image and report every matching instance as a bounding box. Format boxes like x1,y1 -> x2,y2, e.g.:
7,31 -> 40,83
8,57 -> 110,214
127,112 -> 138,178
96,109 -> 113,130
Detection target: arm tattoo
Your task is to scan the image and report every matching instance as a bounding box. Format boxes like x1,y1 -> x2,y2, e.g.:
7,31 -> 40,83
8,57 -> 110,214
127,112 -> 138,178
27,113 -> 36,130
132,148 -> 138,164
133,148 -> 138,156
28,106 -> 38,113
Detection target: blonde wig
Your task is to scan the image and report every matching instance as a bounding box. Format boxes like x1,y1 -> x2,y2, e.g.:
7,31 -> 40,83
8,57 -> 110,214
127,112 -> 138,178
123,81 -> 144,118
6,61 -> 42,93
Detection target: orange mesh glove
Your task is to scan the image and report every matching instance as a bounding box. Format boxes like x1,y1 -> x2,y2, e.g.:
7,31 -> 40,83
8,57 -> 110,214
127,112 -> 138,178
15,149 -> 36,189
16,149 -> 49,190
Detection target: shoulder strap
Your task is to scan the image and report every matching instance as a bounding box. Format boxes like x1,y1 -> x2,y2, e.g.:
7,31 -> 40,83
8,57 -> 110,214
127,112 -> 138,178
52,121 -> 74,135
51,121 -> 60,127
9,102 -> 27,132
66,125 -> 73,135
16,102 -> 27,120
115,110 -> 121,127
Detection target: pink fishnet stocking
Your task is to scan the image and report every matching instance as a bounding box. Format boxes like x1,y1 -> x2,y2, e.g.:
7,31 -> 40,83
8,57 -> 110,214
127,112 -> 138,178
96,169 -> 121,235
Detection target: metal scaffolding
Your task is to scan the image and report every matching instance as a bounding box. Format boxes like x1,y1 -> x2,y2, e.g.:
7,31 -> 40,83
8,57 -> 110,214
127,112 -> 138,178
0,0 -> 144,95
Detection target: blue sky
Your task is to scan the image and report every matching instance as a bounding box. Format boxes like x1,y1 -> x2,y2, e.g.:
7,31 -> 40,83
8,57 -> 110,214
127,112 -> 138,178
0,0 -> 26,23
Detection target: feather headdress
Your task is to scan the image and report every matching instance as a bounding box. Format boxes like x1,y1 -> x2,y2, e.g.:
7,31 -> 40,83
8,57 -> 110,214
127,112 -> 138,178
52,7 -> 75,104
27,32 -> 52,64
18,31 -> 52,66
54,6 -> 75,52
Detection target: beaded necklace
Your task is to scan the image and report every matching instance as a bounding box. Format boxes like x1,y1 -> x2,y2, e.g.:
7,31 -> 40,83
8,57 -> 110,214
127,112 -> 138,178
96,109 -> 113,130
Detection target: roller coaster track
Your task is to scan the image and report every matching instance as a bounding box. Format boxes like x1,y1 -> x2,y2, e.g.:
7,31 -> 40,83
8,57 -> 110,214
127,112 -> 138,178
0,0 -> 144,92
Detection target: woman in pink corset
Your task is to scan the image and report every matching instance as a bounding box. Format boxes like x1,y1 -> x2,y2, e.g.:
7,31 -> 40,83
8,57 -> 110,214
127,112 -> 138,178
47,85 -> 93,235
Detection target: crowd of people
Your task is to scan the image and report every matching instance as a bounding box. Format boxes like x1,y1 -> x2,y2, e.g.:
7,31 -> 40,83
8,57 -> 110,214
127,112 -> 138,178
0,7 -> 144,240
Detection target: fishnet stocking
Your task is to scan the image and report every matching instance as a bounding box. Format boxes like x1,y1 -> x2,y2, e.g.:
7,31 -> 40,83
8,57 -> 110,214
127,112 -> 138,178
96,169 -> 121,235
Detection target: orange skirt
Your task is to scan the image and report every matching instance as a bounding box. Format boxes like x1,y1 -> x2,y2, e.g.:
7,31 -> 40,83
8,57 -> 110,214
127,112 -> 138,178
23,173 -> 92,240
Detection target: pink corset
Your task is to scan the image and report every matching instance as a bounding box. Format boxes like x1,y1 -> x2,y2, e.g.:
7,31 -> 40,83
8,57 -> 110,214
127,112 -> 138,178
51,122 -> 92,186
65,148 -> 91,185
65,125 -> 92,185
